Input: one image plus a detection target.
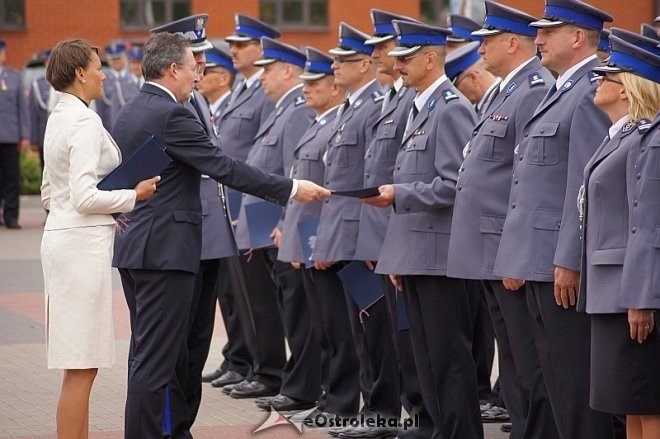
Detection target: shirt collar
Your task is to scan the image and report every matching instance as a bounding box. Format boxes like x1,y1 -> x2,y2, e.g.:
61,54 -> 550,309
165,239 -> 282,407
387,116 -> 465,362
210,90 -> 232,114
478,78 -> 502,112
609,114 -> 630,139
393,76 -> 404,93
317,104 -> 341,122
348,79 -> 377,105
555,54 -> 598,90
244,69 -> 264,89
146,81 -> 177,102
499,57 -> 536,92
413,74 -> 448,113
276,83 -> 303,109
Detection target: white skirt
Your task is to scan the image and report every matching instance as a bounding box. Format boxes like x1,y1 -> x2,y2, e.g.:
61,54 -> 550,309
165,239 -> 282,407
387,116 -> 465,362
41,225 -> 116,369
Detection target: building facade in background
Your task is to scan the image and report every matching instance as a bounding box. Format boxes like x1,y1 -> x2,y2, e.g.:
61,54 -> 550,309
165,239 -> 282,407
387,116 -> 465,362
0,0 -> 658,68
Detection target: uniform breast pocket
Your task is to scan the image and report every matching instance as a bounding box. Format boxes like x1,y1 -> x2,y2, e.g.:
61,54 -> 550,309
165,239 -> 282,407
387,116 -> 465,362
527,122 -> 560,166
255,135 -> 278,166
374,125 -> 399,163
401,135 -> 430,175
644,140 -> 660,180
297,149 -> 321,178
476,121 -> 508,162
332,132 -> 361,166
230,108 -> 255,136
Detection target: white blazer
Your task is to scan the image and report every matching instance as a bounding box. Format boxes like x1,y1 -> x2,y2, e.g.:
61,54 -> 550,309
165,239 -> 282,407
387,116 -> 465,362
41,92 -> 135,230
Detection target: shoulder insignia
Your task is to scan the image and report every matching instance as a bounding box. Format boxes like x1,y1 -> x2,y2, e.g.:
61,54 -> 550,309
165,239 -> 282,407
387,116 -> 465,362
506,82 -> 518,94
621,122 -> 635,134
637,118 -> 652,133
562,79 -> 574,91
442,89 -> 459,103
319,118 -> 328,126
428,98 -> 437,109
588,71 -> 601,83
528,73 -> 545,87
354,98 -> 363,108
295,96 -> 306,107
372,91 -> 385,102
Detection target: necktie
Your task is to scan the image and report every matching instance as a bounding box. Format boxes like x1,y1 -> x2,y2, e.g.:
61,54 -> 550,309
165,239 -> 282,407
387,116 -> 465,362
337,98 -> 350,119
230,80 -> 247,104
542,84 -> 557,104
480,85 -> 501,116
381,87 -> 397,114
404,103 -> 418,138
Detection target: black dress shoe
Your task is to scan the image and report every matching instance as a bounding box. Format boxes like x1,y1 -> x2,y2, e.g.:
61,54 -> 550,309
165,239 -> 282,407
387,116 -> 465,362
211,370 -> 245,388
338,426 -> 397,438
230,380 -> 278,399
5,219 -> 21,229
255,394 -> 316,411
202,367 -> 224,383
221,379 -> 249,395
500,423 -> 512,433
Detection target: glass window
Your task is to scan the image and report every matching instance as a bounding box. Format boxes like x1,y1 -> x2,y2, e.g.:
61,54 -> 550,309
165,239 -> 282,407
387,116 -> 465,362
0,0 -> 25,29
121,0 -> 190,29
260,0 -> 327,29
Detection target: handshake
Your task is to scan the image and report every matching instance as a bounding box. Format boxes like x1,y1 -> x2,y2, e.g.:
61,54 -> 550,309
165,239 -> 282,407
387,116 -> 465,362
293,180 -> 332,203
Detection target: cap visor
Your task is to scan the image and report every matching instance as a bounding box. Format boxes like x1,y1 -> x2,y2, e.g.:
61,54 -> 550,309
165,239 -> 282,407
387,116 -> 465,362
530,18 -> 566,28
592,65 -> 624,74
365,35 -> 395,45
328,47 -> 358,56
300,72 -> 328,81
253,58 -> 277,66
225,34 -> 254,43
471,28 -> 502,37
191,40 -> 214,53
388,46 -> 421,57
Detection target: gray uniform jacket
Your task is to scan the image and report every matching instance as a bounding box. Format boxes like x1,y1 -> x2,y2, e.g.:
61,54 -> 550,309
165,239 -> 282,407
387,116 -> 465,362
109,75 -> 140,127
278,110 -> 337,263
0,67 -> 30,144
577,122 -> 640,314
29,76 -> 51,148
493,57 -> 610,282
354,85 -> 415,262
311,79 -> 383,262
234,86 -> 314,250
375,79 -> 476,276
619,116 -> 660,310
185,90 -> 238,260
447,58 -> 554,280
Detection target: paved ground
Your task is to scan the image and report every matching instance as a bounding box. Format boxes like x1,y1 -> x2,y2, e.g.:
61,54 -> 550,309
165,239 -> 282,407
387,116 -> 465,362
0,196 -> 509,438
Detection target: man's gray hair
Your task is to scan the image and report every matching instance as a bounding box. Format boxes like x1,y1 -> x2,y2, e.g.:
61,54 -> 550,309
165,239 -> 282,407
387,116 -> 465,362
142,33 -> 191,81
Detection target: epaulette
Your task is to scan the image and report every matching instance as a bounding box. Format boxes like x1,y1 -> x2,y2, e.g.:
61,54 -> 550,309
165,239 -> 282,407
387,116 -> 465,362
528,73 -> 545,87
637,118 -> 652,133
442,89 -> 459,103
587,71 -> 601,84
372,90 -> 385,102
294,95 -> 306,107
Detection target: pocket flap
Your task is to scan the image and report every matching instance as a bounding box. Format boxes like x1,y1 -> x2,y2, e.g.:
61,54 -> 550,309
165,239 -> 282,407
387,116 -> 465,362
482,121 -> 508,139
376,124 -> 397,140
261,135 -> 278,146
533,209 -> 562,230
479,215 -> 506,234
409,213 -> 451,233
591,248 -> 625,265
406,135 -> 428,151
234,108 -> 255,120
300,149 -> 320,160
173,210 -> 202,224
531,122 -> 559,137
335,132 -> 358,146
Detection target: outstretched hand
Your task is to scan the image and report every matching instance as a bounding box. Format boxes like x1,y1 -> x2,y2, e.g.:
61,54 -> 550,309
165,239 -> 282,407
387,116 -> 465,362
294,180 -> 331,203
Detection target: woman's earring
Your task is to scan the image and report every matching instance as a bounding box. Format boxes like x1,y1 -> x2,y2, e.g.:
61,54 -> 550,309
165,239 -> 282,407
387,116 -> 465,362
81,79 -> 86,84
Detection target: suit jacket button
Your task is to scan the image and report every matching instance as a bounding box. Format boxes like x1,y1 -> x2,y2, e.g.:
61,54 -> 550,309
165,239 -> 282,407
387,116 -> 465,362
325,199 -> 329,203
632,226 -> 637,233
457,184 -> 462,191
634,199 -> 638,207
519,155 -> 523,161
637,173 -> 641,180
511,202 -> 516,209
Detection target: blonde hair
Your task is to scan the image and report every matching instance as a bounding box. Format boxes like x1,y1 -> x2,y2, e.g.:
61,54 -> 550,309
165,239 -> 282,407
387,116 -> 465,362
620,72 -> 660,123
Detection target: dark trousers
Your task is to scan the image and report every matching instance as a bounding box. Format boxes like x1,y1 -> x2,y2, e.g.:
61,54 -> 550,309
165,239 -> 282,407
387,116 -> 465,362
120,268 -> 194,439
342,269 -> 400,418
526,281 -> 614,439
237,249 -> 286,388
263,247 -> 321,401
217,255 -> 253,376
381,278 -> 433,439
402,275 -> 483,439
483,280 -> 558,439
304,266 -> 360,415
466,280 -> 496,403
0,143 -> 19,222
185,258 -> 220,425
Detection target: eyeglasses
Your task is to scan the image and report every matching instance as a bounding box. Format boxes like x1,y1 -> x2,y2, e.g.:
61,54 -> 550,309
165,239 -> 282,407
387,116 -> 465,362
601,75 -> 623,85
397,51 -> 430,64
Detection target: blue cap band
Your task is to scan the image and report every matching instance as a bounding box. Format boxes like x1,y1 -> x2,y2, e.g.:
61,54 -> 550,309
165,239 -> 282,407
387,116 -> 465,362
236,24 -> 273,39
397,33 -> 447,47
446,48 -> 481,80
306,60 -> 333,74
609,51 -> 660,83
484,15 -> 536,36
339,37 -> 374,55
598,37 -> 610,52
544,5 -> 604,30
263,48 -> 306,67
452,26 -> 481,41
374,22 -> 396,36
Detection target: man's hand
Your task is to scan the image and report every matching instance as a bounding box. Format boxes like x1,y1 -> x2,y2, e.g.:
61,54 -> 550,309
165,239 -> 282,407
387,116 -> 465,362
554,266 -> 580,309
389,275 -> 404,292
502,278 -> 525,291
314,261 -> 334,270
270,227 -> 282,248
294,180 -> 331,203
18,139 -> 30,153
628,309 -> 655,344
362,184 -> 395,208
291,262 -> 301,269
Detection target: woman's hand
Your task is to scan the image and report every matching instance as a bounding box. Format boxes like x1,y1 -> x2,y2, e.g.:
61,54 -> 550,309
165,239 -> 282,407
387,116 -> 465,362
134,176 -> 160,201
628,309 -> 655,344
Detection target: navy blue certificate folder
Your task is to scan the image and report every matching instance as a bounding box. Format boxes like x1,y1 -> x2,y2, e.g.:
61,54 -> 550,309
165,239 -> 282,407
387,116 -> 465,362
337,261 -> 384,312
98,134 -> 172,191
244,201 -> 283,248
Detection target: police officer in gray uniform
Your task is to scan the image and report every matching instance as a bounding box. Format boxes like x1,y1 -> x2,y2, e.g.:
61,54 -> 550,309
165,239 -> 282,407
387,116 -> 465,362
447,3 -> 558,438
311,22 -> 385,426
28,50 -> 51,171
96,42 -> 138,131
0,38 -> 30,229
493,1 -> 615,438
365,20 -> 481,439
149,13 -> 240,426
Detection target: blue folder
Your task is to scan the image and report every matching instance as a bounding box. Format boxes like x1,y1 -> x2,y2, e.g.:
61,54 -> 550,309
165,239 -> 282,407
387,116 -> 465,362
98,134 -> 172,191
337,261 -> 384,312
244,201 -> 283,249
297,217 -> 320,268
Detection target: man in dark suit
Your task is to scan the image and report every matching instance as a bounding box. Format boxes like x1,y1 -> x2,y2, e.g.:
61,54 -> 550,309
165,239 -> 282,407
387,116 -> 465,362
493,1 -> 615,437
112,32 -> 329,439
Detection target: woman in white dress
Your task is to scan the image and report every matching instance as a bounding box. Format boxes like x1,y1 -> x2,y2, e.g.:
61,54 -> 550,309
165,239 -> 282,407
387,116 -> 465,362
40,39 -> 159,438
